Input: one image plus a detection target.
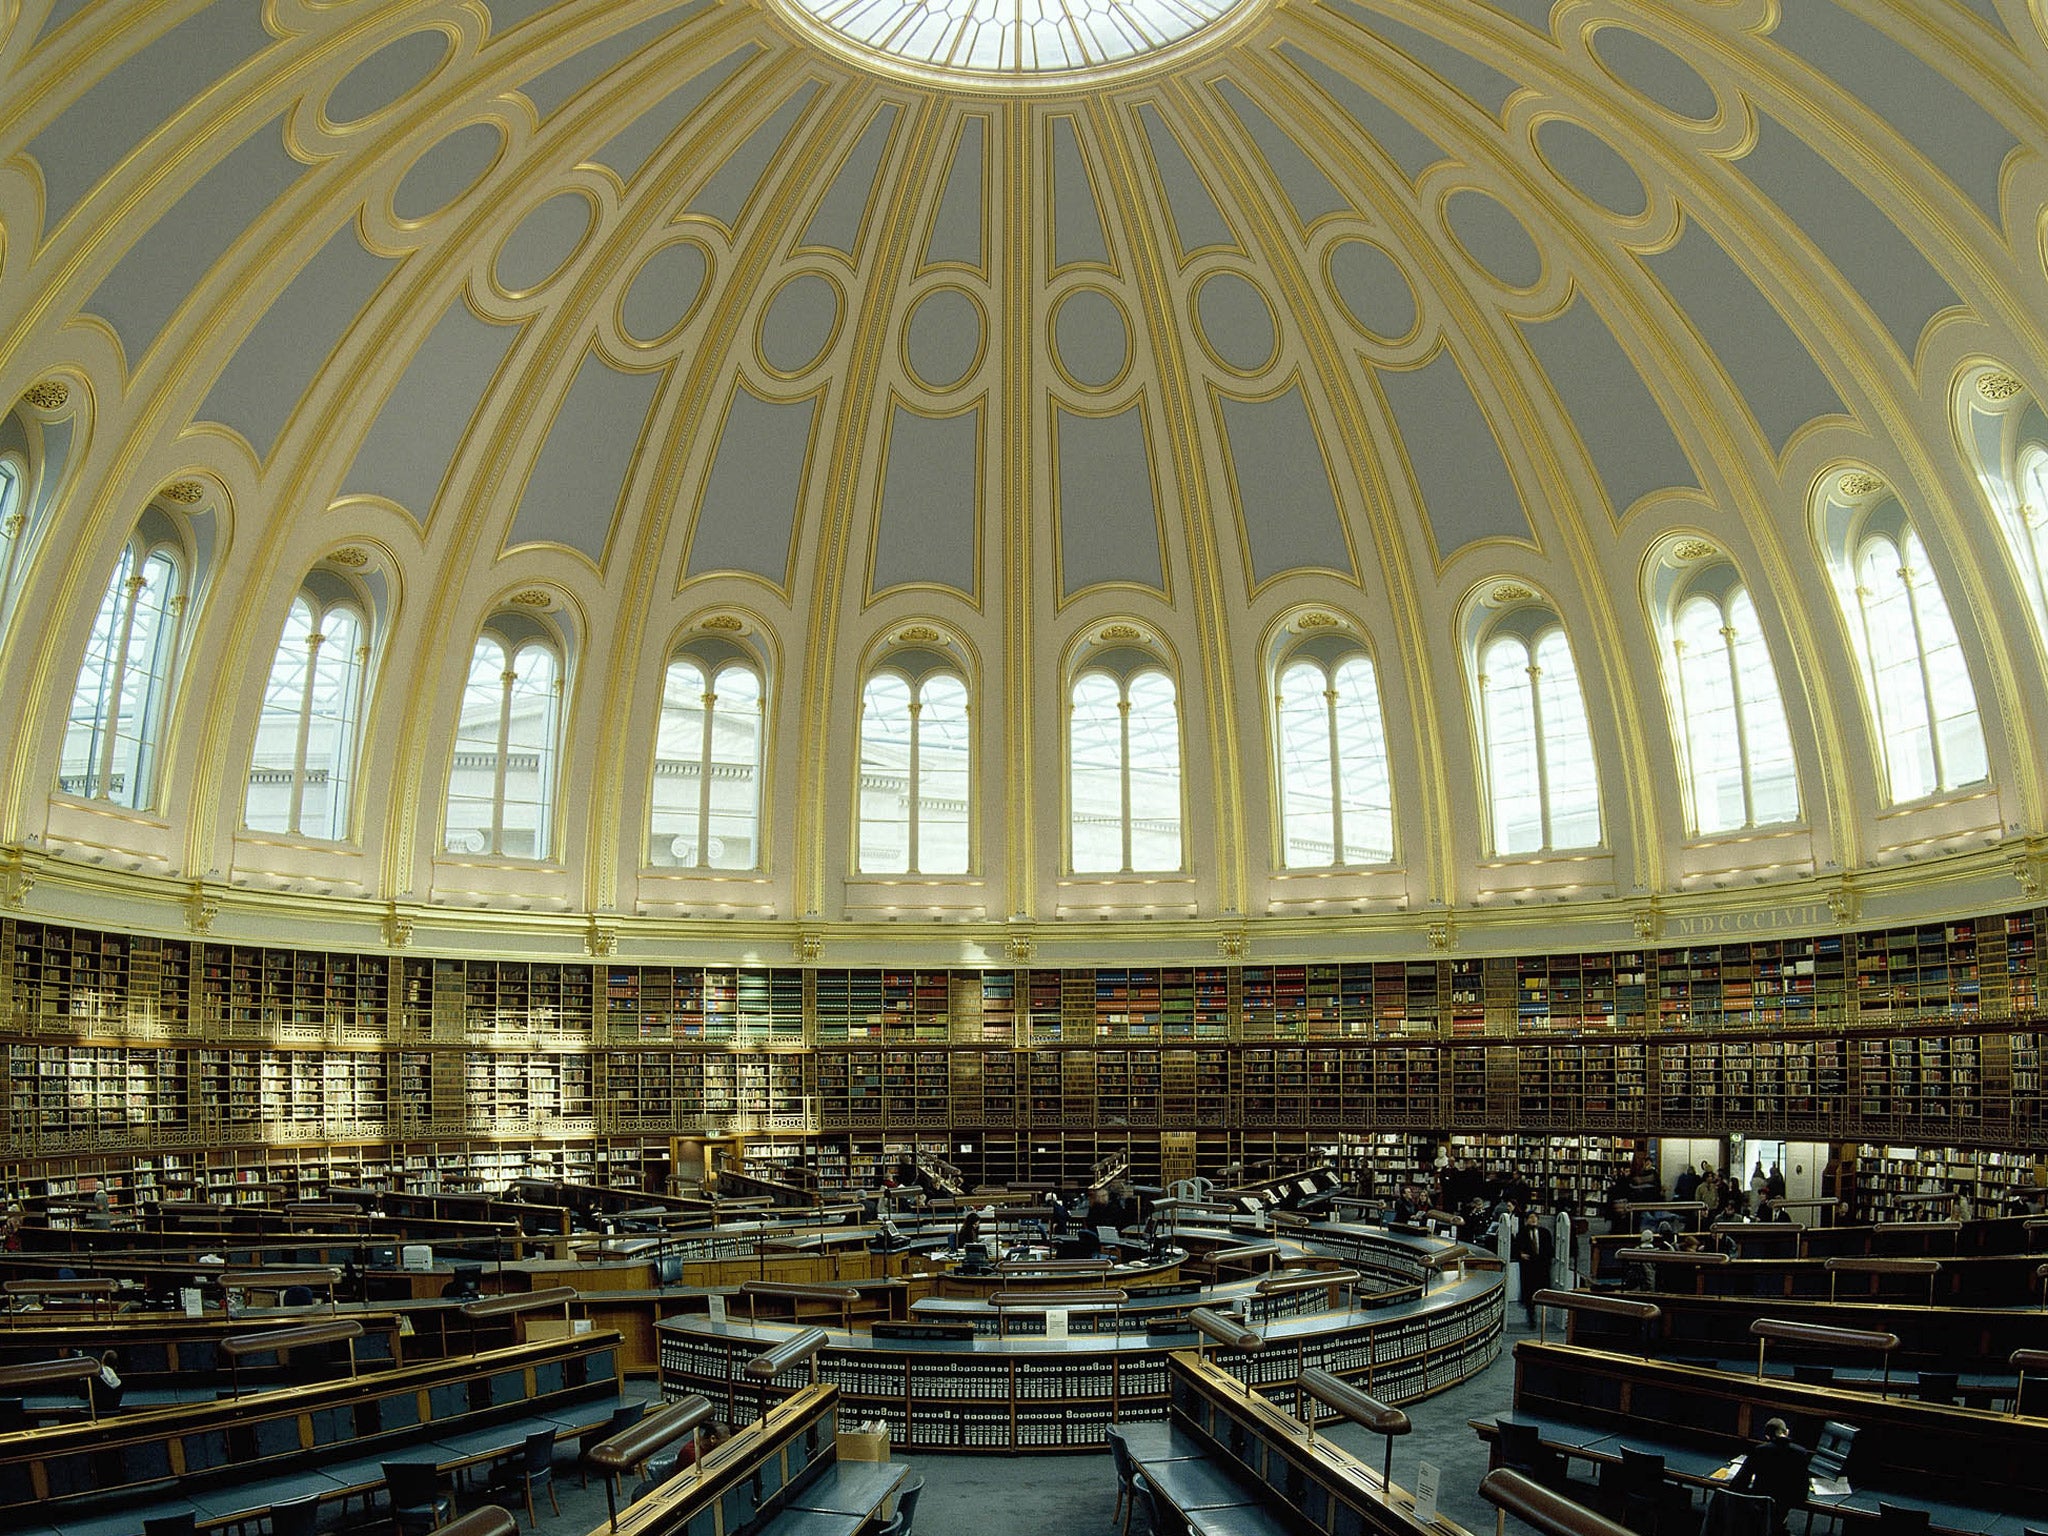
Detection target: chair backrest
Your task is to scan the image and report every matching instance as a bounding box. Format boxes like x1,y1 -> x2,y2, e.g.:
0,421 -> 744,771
1497,1419 -> 1544,1464
1876,1503 -> 1931,1536
657,1257 -> 684,1285
1914,1372 -> 1958,1405
893,1476 -> 924,1536
382,1462 -> 441,1504
523,1428 -> 556,1474
0,1400 -> 24,1433
143,1516 -> 198,1536
607,1402 -> 646,1436
1105,1427 -> 1138,1486
1810,1421 -> 1857,1478
269,1492 -> 321,1536
1790,1364 -> 1834,1386
1702,1488 -> 1774,1536
1613,1445 -> 1665,1495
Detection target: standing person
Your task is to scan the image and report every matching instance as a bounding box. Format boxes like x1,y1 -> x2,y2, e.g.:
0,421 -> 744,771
1731,1417 -> 1811,1533
1750,1160 -> 1770,1203
1673,1160 -> 1700,1204
1513,1201 -> 1553,1328
1766,1161 -> 1787,1201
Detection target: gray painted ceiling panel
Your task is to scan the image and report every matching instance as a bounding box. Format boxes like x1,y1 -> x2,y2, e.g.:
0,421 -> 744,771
620,242 -> 710,346
33,0 -> 100,49
1736,114 -> 1960,356
1136,104 -> 1234,257
85,117 -> 305,370
593,44 -> 756,184
1056,404 -> 1163,595
871,405 -> 980,596
199,225 -> 396,463
1053,290 -> 1129,390
802,104 -> 899,257
27,3 -> 271,231
1589,25 -> 1718,122
761,274 -> 840,374
923,118 -> 986,271
1768,0 -> 2017,223
1214,80 -> 1350,226
394,123 -> 506,223
1521,294 -> 1696,519
1219,386 -> 1353,585
906,288 -> 982,392
1196,273 -> 1275,374
1645,217 -> 1844,453
1326,2 -> 1520,118
30,419 -> 73,520
1948,0 -> 2011,38
327,30 -> 448,126
1376,348 -> 1531,556
687,386 -> 817,582
494,192 -> 594,294
1280,44 -> 1447,185
344,300 -> 521,524
687,84 -> 820,228
1050,117 -> 1112,270
1327,238 -> 1417,342
518,5 -> 710,119
482,0 -> 568,35
1534,118 -> 1646,218
1445,189 -> 1542,289
509,349 -> 662,564
0,415 -> 24,460
1476,0 -> 1556,35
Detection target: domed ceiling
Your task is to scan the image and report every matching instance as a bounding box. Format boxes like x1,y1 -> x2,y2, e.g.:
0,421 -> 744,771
0,0 -> 2046,962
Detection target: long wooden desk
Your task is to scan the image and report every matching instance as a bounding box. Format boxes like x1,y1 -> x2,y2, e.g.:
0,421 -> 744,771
1502,1339 -> 2048,1515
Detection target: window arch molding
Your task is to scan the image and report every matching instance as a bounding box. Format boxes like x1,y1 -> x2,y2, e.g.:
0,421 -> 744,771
1264,609 -> 1395,869
1065,620 -> 1185,876
648,626 -> 769,872
1952,363 -> 2048,668
244,559 -> 384,842
1460,583 -> 1604,857
442,603 -> 572,861
1,384 -> 87,637
855,623 -> 976,877
1643,538 -> 1802,836
58,492 -> 207,810
1813,468 -> 1989,806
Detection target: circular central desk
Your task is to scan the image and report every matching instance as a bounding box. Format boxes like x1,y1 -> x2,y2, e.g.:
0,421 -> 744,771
656,1220 -> 1504,1452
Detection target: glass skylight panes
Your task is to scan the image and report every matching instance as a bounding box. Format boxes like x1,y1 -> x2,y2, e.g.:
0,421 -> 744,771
779,0 -> 1251,82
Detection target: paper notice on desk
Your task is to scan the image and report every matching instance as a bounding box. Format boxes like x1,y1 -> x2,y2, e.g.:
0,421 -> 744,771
1044,1308 -> 1069,1339
707,1293 -> 727,1325
1414,1462 -> 1439,1524
1710,1456 -> 1744,1483
180,1287 -> 203,1318
1810,1475 -> 1849,1498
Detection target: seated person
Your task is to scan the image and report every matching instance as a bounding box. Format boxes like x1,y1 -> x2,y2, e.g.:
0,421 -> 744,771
1731,1417 -> 1811,1533
953,1210 -> 982,1252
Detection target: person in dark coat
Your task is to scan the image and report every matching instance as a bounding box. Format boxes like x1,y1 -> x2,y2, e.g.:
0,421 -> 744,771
1511,1201 -> 1553,1327
1732,1417 -> 1811,1532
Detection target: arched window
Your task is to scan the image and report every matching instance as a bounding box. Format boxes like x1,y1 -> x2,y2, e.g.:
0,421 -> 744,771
1852,528 -> 1987,801
0,457 -> 20,595
649,647 -> 763,870
60,536 -> 183,807
1276,647 -> 1393,866
858,667 -> 970,874
245,591 -> 368,839
1070,660 -> 1181,874
1476,619 -> 1600,855
2004,442 -> 2048,631
1667,580 -> 1799,834
444,627 -> 561,859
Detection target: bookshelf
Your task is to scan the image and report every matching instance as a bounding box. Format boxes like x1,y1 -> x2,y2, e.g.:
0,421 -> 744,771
4,908 -> 2048,1206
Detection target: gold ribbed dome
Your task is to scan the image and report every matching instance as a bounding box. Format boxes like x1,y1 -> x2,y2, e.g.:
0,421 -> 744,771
0,0 -> 2045,961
